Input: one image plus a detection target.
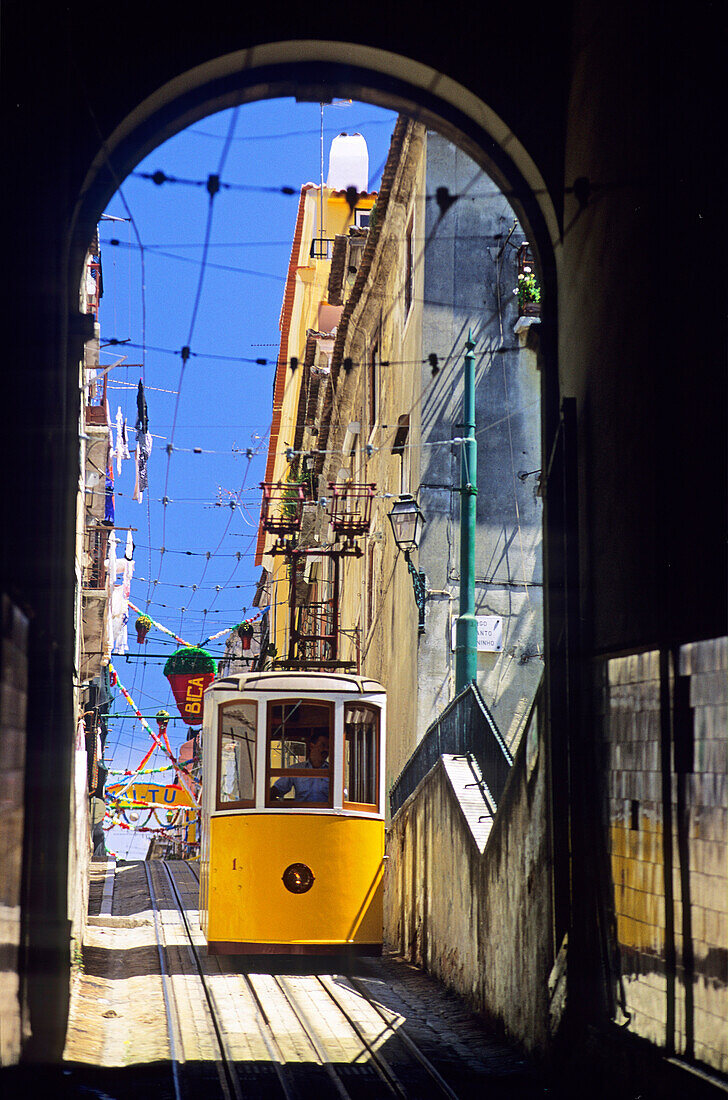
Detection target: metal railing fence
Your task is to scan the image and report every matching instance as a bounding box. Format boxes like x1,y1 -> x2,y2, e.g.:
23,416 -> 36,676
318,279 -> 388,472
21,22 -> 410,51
389,680 -> 513,817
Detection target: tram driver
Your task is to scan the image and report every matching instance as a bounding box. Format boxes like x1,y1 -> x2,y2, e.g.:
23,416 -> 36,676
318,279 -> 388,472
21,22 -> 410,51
270,732 -> 329,802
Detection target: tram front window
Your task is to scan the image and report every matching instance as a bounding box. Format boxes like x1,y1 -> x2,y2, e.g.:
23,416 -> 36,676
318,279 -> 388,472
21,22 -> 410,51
267,701 -> 332,806
218,701 -> 256,807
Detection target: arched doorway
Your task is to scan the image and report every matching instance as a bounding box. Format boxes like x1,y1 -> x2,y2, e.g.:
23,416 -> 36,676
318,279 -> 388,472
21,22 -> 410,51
18,37 -> 564,1067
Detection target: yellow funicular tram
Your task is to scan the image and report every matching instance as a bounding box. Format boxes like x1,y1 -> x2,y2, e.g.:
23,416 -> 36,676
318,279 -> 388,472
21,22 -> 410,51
199,670 -> 386,954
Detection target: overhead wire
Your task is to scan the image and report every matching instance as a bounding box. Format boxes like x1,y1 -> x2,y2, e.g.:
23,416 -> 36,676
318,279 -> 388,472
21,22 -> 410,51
153,106 -> 241,606
98,105 -> 536,832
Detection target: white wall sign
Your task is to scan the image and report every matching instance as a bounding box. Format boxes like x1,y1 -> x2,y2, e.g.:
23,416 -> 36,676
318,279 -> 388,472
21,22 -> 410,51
451,616 -> 503,652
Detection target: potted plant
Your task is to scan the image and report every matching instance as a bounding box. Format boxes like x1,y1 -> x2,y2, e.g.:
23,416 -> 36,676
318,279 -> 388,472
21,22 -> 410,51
135,614 -> 153,644
514,267 -> 541,316
236,620 -> 255,651
163,646 -> 217,725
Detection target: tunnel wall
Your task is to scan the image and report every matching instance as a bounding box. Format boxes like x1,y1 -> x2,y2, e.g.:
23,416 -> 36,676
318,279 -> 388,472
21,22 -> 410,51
1,0 -> 724,1076
600,638 -> 728,1074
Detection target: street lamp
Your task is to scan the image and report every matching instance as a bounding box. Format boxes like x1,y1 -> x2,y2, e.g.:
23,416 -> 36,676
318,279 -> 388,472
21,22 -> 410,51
388,495 -> 427,632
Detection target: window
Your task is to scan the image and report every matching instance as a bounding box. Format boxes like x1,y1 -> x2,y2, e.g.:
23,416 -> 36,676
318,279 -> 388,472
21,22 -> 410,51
391,413 -> 410,495
367,542 -> 376,634
354,209 -> 370,228
368,344 -> 378,433
217,701 -> 257,808
343,703 -> 380,810
267,700 -> 333,807
404,213 -> 414,318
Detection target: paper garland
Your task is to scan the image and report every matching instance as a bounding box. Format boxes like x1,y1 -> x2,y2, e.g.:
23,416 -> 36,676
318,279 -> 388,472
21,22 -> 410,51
108,663 -> 200,807
127,599 -> 271,649
128,600 -> 192,647
107,763 -> 174,776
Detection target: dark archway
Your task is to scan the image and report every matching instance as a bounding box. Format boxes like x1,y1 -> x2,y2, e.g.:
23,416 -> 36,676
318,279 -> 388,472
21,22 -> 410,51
7,7 -> 723,1087
18,39 -> 561,1068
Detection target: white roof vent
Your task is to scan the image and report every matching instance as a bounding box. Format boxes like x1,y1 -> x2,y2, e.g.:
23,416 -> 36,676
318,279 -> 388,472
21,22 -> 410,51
327,133 -> 369,193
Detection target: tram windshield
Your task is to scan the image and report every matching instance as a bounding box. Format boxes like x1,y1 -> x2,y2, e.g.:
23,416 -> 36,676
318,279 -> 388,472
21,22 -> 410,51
217,701 -> 256,807
267,700 -> 333,806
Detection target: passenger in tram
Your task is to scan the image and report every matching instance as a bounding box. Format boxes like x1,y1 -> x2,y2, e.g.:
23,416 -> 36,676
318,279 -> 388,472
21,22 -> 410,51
270,732 -> 330,802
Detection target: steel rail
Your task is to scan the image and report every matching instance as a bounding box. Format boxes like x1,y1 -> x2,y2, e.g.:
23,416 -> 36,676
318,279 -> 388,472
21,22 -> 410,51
273,975 -> 354,1100
347,973 -> 461,1099
159,861 -> 240,1100
142,861 -> 185,1100
239,973 -> 303,1100
168,860 -> 298,1100
316,973 -> 409,1098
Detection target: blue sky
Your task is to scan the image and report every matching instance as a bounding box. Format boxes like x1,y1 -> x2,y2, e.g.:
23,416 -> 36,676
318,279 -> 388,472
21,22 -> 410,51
99,98 -> 397,856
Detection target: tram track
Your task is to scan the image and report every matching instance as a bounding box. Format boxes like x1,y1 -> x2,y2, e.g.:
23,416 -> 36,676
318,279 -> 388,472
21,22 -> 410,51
149,859 -> 508,1099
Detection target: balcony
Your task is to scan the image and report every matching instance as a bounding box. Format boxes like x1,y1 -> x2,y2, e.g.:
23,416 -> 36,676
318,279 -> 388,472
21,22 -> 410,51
259,480 -> 310,538
328,483 -> 376,540
310,238 -> 335,260
85,364 -> 108,424
83,525 -> 109,590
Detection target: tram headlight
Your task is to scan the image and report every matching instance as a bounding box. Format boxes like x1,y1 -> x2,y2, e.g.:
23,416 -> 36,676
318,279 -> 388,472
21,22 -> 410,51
282,863 -> 315,894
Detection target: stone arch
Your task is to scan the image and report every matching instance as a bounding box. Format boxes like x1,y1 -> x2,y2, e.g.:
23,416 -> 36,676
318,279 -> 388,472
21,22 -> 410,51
69,40 -> 559,324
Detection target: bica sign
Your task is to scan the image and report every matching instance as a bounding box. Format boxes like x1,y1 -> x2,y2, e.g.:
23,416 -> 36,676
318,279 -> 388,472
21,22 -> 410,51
106,782 -> 196,807
450,615 -> 503,652
166,671 -> 215,724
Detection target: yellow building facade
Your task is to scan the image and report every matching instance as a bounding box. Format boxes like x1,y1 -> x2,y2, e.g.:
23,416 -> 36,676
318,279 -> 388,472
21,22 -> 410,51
256,140 -> 377,663
257,118 -> 428,796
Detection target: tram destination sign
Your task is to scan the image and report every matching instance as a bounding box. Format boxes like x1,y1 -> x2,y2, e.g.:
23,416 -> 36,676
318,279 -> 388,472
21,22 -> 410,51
450,615 -> 503,652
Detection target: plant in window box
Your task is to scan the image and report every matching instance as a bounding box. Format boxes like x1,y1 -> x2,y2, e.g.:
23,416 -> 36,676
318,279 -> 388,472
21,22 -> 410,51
135,614 -> 153,644
236,620 -> 255,651
279,458 -> 312,523
514,268 -> 541,316
163,646 -> 217,725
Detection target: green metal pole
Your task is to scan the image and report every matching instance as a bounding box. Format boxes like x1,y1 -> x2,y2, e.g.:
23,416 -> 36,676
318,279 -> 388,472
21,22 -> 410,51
455,330 -> 478,692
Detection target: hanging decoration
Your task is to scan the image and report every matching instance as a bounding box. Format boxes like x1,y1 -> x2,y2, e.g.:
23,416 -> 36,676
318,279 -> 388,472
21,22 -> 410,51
135,614 -> 152,644
163,647 -> 216,725
128,600 -> 192,647
104,460 -> 115,526
108,663 -> 200,806
236,619 -> 255,651
200,604 -> 270,646
106,781 -> 196,808
108,762 -> 173,777
133,379 -> 152,504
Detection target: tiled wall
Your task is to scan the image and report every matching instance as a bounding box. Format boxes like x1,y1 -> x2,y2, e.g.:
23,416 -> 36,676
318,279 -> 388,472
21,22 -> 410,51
603,638 -> 727,1074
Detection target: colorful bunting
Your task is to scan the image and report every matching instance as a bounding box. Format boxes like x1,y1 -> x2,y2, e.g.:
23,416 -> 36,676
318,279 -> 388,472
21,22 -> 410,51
108,663 -> 200,806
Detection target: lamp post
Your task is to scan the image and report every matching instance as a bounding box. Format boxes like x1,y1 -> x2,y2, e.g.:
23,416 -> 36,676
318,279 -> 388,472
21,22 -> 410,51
455,330 -> 478,692
388,495 -> 427,633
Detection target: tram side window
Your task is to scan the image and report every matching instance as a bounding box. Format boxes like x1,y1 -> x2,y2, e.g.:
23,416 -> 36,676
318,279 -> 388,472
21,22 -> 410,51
343,704 -> 379,809
218,701 -> 256,808
267,701 -> 333,806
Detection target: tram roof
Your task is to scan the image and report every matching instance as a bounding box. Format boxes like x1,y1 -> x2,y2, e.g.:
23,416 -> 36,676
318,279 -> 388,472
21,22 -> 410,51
208,671 -> 385,695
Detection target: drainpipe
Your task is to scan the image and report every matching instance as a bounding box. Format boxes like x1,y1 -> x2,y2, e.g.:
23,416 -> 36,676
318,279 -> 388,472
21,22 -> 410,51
455,330 -> 478,692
